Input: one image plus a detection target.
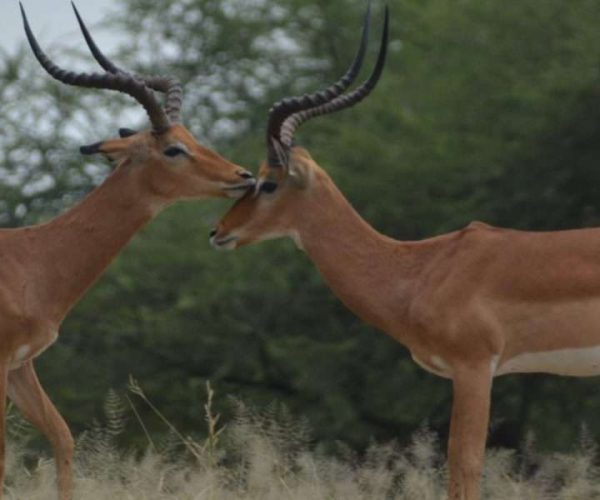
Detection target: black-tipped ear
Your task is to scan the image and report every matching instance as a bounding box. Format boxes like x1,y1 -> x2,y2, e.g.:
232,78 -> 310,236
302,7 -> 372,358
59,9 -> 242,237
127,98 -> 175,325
118,128 -> 138,138
79,142 -> 103,155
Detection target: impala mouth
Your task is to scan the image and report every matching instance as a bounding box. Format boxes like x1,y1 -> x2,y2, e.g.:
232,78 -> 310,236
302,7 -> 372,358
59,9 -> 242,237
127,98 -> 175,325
210,233 -> 239,250
223,179 -> 256,198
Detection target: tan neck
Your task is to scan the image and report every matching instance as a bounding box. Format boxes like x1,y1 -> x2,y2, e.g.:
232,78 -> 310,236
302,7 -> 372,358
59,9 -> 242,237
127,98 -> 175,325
25,166 -> 162,322
294,175 -> 420,333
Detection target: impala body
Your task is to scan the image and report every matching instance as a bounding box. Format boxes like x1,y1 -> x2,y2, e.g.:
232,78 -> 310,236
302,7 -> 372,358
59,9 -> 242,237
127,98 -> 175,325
215,149 -> 600,376
214,148 -> 600,500
0,5 -> 254,499
211,5 -> 600,500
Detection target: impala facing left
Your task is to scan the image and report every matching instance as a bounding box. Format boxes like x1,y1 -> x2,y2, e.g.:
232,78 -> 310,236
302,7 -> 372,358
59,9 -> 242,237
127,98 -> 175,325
211,5 -> 600,500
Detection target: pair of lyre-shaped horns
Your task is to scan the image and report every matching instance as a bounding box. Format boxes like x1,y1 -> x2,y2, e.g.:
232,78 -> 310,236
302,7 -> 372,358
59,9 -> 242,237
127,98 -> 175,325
21,2 -> 389,154
20,2 -> 180,134
267,2 -> 389,168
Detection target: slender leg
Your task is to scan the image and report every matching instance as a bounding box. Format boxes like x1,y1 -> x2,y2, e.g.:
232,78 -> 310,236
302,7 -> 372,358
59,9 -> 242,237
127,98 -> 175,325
447,363 -> 493,500
7,361 -> 74,500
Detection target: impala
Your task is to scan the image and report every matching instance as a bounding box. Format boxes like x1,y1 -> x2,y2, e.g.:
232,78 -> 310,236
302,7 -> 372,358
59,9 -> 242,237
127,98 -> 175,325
0,5 -> 255,499
210,5 -> 600,500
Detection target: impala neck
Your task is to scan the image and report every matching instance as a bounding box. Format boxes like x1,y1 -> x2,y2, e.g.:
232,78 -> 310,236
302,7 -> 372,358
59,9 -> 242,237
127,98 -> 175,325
293,174 -> 418,332
35,165 -> 164,322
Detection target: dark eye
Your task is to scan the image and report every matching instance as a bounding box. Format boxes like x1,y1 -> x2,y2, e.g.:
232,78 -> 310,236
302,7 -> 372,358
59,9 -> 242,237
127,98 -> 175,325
163,145 -> 187,157
260,181 -> 278,193
119,128 -> 138,138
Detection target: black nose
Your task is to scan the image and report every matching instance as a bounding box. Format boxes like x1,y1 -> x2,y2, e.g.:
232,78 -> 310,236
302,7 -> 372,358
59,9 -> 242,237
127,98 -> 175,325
209,228 -> 217,238
238,170 -> 254,179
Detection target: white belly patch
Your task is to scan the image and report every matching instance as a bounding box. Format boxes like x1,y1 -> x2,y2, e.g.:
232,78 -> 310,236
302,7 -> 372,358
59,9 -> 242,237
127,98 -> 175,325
412,353 -> 453,378
497,345 -> 600,377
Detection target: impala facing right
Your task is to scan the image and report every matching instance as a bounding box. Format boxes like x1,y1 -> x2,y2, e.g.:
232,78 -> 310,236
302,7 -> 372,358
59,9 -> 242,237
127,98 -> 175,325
211,5 -> 600,500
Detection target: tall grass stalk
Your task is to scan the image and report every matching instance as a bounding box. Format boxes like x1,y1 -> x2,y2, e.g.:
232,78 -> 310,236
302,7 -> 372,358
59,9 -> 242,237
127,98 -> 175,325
4,384 -> 600,499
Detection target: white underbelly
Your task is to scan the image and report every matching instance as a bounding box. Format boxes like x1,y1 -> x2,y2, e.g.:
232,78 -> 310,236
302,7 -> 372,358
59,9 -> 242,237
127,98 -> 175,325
497,345 -> 600,377
412,353 -> 453,378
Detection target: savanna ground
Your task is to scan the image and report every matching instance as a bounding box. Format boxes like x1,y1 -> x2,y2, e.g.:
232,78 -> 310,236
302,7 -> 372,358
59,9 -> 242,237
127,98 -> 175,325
4,381 -> 600,500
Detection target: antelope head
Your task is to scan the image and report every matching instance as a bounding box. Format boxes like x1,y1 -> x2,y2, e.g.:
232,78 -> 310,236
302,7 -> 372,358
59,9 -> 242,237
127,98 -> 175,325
20,3 -> 255,201
210,4 -> 389,249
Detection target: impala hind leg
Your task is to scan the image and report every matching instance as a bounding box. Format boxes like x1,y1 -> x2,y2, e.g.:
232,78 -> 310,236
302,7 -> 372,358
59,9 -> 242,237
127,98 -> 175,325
8,361 -> 74,500
447,363 -> 493,500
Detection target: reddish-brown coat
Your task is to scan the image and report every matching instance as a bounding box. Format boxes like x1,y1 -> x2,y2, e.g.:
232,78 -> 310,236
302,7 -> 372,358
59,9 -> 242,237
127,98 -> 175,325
213,146 -> 600,499
0,124 -> 252,500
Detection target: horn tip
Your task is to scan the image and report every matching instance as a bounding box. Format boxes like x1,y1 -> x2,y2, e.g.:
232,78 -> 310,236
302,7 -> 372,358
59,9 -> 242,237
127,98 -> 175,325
20,2 -> 35,43
71,1 -> 81,18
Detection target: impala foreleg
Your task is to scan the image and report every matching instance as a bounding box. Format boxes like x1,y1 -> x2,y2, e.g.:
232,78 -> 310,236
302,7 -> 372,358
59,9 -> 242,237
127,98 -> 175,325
8,361 -> 74,500
447,363 -> 493,500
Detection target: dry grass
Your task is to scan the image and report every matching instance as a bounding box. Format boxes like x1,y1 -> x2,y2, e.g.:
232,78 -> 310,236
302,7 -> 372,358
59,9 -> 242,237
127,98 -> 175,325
3,382 -> 600,500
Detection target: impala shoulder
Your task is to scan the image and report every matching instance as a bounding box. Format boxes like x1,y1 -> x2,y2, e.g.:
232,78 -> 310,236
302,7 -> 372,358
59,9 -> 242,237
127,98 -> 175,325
455,220 -> 510,246
462,220 -> 502,234
409,222 -> 504,307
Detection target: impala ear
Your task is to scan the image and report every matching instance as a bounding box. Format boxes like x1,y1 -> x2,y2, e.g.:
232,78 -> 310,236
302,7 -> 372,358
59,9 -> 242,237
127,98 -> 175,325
81,127 -> 138,155
288,157 -> 311,189
79,137 -> 132,164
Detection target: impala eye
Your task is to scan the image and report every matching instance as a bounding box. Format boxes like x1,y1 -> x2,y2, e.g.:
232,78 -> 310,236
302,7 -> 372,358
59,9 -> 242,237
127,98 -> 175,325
163,145 -> 188,157
260,181 -> 278,194
119,128 -> 138,138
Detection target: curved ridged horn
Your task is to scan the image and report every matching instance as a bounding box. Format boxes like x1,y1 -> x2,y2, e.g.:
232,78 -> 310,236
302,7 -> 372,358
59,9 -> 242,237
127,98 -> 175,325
266,1 -> 373,166
280,7 -> 389,148
20,2 -> 171,133
267,6 -> 389,168
70,2 -> 183,123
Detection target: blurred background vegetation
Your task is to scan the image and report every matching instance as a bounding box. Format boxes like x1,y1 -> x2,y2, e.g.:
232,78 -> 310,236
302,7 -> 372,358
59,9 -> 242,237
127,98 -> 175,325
1,0 -> 600,458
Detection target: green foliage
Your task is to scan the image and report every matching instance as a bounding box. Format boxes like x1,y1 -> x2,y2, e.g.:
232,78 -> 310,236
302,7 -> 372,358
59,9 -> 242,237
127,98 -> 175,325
2,0 -> 600,457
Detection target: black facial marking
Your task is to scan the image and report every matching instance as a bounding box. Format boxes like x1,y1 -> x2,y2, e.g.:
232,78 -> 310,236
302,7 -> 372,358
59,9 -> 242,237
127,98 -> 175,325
119,128 -> 138,138
79,142 -> 103,155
